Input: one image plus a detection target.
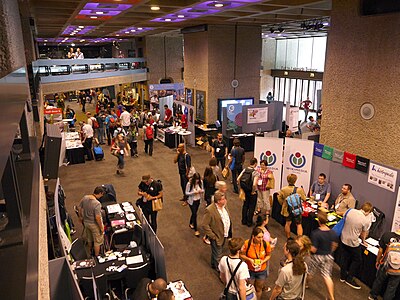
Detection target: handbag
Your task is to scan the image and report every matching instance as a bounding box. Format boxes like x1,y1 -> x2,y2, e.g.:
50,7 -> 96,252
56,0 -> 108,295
222,166 -> 230,179
219,258 -> 242,300
332,208 -> 351,237
266,173 -> 275,190
239,189 -> 246,201
152,197 -> 163,211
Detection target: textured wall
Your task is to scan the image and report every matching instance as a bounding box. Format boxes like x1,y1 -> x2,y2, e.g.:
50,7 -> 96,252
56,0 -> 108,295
184,25 -> 261,123
260,38 -> 276,100
146,36 -> 183,84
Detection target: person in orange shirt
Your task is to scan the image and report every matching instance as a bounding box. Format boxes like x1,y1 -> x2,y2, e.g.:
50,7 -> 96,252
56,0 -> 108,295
240,227 -> 272,299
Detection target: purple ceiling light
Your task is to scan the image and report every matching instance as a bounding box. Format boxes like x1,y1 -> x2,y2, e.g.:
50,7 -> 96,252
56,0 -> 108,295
78,2 -> 132,17
114,26 -> 154,35
62,26 -> 96,36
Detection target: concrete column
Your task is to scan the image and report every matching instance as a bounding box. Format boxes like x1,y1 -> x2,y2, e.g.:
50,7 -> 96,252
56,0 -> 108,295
320,0 -> 400,168
145,36 -> 184,84
184,25 -> 261,123
260,38 -> 276,101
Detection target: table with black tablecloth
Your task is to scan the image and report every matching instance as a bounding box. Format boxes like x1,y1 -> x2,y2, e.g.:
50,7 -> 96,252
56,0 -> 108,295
66,147 -> 85,164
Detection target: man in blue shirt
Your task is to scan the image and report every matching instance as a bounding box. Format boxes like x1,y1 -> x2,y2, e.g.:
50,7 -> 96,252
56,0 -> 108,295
310,173 -> 331,207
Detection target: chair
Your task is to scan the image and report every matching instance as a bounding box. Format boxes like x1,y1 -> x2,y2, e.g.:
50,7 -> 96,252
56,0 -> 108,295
70,238 -> 88,261
79,273 -> 111,300
124,262 -> 151,299
109,226 -> 142,251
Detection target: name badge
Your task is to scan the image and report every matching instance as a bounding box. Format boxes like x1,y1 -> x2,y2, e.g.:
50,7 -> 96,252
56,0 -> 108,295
216,148 -> 220,153
258,179 -> 263,186
315,194 -> 321,200
150,187 -> 154,191
335,203 -> 340,210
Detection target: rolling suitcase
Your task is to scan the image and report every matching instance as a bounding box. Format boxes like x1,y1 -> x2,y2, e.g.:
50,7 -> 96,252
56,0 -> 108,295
93,145 -> 104,161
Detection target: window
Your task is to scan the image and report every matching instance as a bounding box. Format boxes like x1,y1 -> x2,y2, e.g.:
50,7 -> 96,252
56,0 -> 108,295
275,40 -> 287,69
297,38 -> 313,70
285,39 -> 299,69
289,79 -> 296,106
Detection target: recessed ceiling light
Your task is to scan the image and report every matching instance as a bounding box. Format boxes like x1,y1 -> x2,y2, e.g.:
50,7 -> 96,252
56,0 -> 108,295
71,43 -> 75,46
177,15 -> 185,18
165,18 -> 171,22
76,28 -> 82,31
44,43 -> 46,45
44,39 -> 48,42
214,3 -> 224,8
138,27 -> 143,30
116,34 -> 120,36
151,6 -> 160,11
131,29 -> 136,32
80,39 -> 85,42
125,31 -> 129,34
95,11 -> 104,15
90,16 -> 98,19
79,26 -> 85,28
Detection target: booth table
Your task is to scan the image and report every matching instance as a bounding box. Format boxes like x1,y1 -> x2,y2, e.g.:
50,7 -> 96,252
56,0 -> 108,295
66,147 -> 85,164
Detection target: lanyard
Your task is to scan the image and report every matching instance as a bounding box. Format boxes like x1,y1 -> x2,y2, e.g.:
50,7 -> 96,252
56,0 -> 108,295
253,242 -> 263,259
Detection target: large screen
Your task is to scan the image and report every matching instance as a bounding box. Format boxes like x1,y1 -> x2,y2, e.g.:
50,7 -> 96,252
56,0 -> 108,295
218,98 -> 254,122
218,98 -> 254,134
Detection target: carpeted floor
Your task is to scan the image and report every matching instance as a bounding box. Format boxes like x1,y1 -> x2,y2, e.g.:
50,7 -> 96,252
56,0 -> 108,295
60,101 -> 371,300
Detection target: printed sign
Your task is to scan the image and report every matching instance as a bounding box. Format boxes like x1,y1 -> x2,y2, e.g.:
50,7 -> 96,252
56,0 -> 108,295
282,138 -> 314,193
285,105 -> 299,133
391,187 -> 400,231
247,107 -> 268,124
313,143 -> 324,157
355,156 -> 369,173
254,137 -> 284,194
44,107 -> 62,115
368,162 -> 397,192
322,145 -> 333,160
332,149 -> 344,163
342,152 -> 356,169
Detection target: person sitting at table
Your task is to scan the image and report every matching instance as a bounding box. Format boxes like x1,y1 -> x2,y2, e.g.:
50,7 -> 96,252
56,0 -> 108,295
137,174 -> 163,233
310,173 -> 331,207
132,277 -> 167,300
333,184 -> 356,216
78,186 -> 105,256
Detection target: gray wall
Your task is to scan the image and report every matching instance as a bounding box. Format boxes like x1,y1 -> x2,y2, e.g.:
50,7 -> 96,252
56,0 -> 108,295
242,102 -> 283,133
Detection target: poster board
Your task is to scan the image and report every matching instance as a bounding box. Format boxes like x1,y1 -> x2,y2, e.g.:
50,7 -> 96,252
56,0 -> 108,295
242,102 -> 283,133
195,90 -> 206,122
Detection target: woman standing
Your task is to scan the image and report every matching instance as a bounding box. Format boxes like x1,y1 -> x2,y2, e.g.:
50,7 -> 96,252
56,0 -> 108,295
110,134 -> 130,175
203,167 -> 217,207
254,160 -> 274,215
240,227 -> 272,299
185,172 -> 204,237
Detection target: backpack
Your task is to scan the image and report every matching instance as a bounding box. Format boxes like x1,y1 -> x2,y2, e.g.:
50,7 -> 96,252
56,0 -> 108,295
381,242 -> 400,275
286,187 -> 303,217
145,126 -> 154,139
92,117 -> 99,129
240,168 -> 254,192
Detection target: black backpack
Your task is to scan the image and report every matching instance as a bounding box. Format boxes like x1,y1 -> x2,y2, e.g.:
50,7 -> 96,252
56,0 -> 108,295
240,168 -> 254,192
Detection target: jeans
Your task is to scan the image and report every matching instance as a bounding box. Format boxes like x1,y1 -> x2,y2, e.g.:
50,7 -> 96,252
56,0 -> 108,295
216,157 -> 226,170
83,137 -> 93,160
339,242 -> 362,281
143,207 -> 158,233
97,127 -> 105,144
179,173 -> 188,200
144,139 -> 153,156
117,154 -> 125,169
106,128 -> 114,145
370,264 -> 400,300
189,200 -> 200,230
211,238 -> 225,269
232,165 -> 243,193
130,141 -> 138,156
242,191 -> 257,226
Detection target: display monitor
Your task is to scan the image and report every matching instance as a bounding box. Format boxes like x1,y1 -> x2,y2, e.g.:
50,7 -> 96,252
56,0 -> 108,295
217,98 -> 254,122
218,98 -> 254,135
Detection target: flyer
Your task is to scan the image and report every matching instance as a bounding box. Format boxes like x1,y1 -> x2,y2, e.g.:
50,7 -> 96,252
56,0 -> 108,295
368,162 -> 397,192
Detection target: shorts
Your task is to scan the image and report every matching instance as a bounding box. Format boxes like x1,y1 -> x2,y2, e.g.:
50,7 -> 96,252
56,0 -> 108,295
249,269 -> 268,280
84,223 -> 104,246
308,254 -> 334,278
257,190 -> 271,211
286,215 -> 302,225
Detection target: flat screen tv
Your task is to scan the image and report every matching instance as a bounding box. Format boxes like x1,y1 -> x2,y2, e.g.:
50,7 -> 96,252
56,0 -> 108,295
218,97 -> 254,134
218,98 -> 254,122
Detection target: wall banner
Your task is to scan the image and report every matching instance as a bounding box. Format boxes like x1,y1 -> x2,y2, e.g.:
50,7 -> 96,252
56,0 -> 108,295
322,145 -> 333,160
368,162 -> 397,192
342,152 -> 356,169
247,107 -> 268,124
282,138 -> 314,193
254,137 -> 284,194
313,143 -> 324,157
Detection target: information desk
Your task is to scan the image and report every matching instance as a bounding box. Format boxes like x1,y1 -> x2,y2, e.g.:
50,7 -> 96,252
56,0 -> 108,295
227,134 -> 255,152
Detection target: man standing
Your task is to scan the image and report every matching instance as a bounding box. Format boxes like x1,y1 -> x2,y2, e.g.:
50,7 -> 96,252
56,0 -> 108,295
143,122 -> 154,156
203,191 -> 232,271
334,184 -> 356,216
120,107 -> 131,131
230,139 -> 245,194
277,174 -> 306,238
164,104 -> 173,125
78,186 -> 105,256
211,133 -> 228,170
174,143 -> 192,205
310,173 -> 332,207
339,202 -> 373,289
237,158 -> 258,227
369,229 -> 400,300
301,96 -> 312,121
82,120 -> 94,161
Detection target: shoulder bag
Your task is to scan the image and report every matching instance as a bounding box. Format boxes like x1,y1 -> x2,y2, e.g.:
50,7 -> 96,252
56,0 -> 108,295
332,208 -> 352,237
152,197 -> 163,211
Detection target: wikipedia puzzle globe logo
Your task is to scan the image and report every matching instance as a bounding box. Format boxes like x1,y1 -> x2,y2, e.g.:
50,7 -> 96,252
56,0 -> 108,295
289,152 -> 306,168
260,150 -> 276,166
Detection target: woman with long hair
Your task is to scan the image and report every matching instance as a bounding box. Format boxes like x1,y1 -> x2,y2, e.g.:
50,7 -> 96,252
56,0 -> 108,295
203,167 -> 217,206
254,159 -> 274,215
110,133 -> 130,175
185,172 -> 204,236
270,239 -> 307,300
240,227 -> 272,299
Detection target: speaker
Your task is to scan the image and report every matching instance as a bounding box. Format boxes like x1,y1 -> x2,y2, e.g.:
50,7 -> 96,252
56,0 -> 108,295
43,124 -> 62,179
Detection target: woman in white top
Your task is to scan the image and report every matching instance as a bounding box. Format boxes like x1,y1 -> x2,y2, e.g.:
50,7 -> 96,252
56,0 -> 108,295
185,172 -> 204,236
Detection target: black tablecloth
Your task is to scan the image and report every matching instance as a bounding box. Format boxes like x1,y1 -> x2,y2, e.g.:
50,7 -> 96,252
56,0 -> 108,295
164,131 -> 179,149
227,135 -> 255,152
66,147 -> 85,164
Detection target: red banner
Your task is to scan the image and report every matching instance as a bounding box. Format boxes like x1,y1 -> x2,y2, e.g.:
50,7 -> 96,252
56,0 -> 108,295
342,151 -> 356,169
44,108 -> 62,115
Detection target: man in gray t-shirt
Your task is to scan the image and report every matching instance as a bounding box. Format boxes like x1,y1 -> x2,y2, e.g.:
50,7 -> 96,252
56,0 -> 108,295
78,186 -> 105,256
339,202 -> 373,290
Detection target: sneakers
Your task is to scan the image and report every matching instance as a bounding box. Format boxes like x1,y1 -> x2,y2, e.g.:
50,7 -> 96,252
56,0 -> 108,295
203,236 -> 211,245
345,278 -> 361,290
189,224 -> 194,229
194,231 -> 200,236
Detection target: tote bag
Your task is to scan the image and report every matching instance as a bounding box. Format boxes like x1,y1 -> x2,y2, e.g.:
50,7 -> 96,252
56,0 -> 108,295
332,209 -> 351,237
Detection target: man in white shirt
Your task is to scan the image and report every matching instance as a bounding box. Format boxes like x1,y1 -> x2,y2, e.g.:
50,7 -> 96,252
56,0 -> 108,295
82,121 -> 94,160
75,48 -> 84,59
120,107 -> 131,131
219,238 -> 250,300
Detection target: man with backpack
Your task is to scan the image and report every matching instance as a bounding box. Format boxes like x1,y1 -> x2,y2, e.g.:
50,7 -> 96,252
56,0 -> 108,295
369,229 -> 400,300
143,122 -> 154,156
277,174 -> 306,238
237,158 -> 258,227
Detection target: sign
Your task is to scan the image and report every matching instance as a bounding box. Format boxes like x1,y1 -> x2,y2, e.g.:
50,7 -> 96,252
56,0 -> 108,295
342,152 -> 356,169
368,162 -> 398,192
44,107 -> 62,115
282,139 -> 314,193
322,145 -> 333,160
355,156 -> 370,173
285,104 -> 299,133
313,143 -> 324,157
254,137 -> 284,194
391,187 -> 400,231
247,107 -> 268,124
332,149 -> 344,163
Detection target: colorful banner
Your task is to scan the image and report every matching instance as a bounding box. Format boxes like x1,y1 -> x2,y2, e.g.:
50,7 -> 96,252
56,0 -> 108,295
332,149 -> 344,163
322,145 -> 333,160
282,138 -> 314,193
247,107 -> 268,124
313,143 -> 324,157
391,187 -> 400,231
368,162 -> 398,192
254,137 -> 284,194
355,156 -> 370,173
342,152 -> 356,169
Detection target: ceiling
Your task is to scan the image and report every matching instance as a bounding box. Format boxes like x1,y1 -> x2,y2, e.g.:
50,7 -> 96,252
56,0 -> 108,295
30,0 -> 331,45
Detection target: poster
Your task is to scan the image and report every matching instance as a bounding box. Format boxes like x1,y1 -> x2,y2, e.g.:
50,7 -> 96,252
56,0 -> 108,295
282,138 -> 314,193
195,90 -> 205,122
226,103 -> 243,133
391,187 -> 400,231
149,83 -> 184,108
285,103 -> 299,133
368,162 -> 397,192
247,107 -> 268,124
185,88 -> 193,105
254,137 -> 284,194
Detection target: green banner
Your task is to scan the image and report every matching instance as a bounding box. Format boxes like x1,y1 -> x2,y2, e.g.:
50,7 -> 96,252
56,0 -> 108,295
322,145 -> 333,160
